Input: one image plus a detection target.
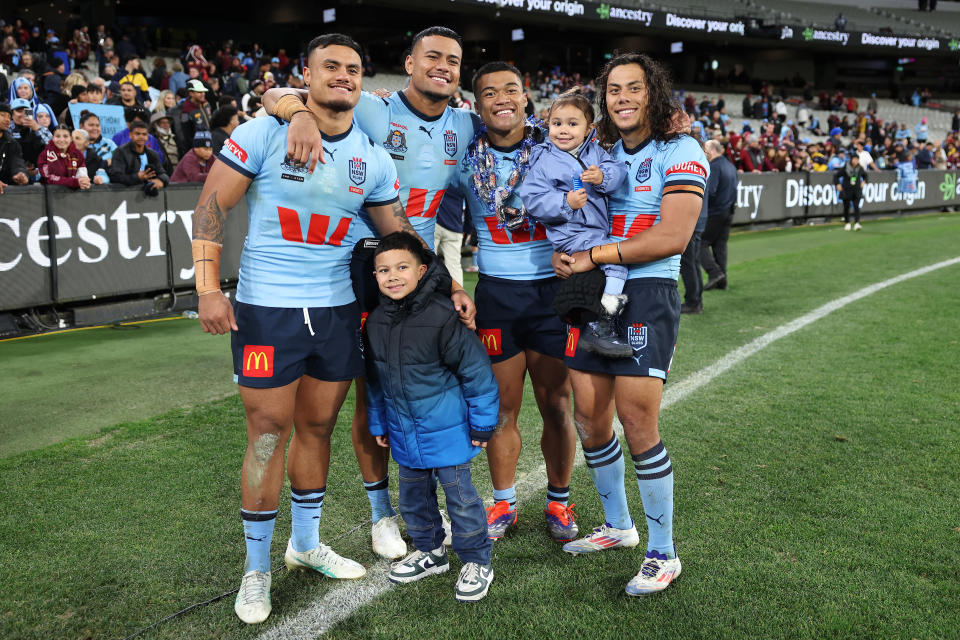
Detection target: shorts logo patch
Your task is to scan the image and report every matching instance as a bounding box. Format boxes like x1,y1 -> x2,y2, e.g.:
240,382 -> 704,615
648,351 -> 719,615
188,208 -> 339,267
349,157 -> 366,185
565,327 -> 580,357
243,345 -> 274,377
665,161 -> 707,178
627,323 -> 647,365
478,328 -> 502,356
444,129 -> 458,157
225,139 -> 247,163
636,157 -> 652,183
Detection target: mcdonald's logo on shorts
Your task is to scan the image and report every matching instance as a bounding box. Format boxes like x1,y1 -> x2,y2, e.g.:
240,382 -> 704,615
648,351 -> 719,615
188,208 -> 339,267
565,327 -> 580,357
243,345 -> 274,377
477,328 -> 502,356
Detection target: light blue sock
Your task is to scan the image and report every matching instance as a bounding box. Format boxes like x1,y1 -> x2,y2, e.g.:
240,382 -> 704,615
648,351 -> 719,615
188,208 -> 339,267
632,441 -> 675,558
584,435 -> 632,530
546,483 -> 570,509
363,477 -> 396,523
493,485 -> 516,510
290,486 -> 325,552
241,509 -> 277,573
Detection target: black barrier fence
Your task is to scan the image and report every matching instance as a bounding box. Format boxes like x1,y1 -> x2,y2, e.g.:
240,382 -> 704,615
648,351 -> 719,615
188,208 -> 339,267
1,171 -> 956,312
0,184 -> 248,312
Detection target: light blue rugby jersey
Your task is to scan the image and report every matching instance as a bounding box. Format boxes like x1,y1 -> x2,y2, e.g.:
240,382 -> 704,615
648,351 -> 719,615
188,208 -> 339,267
457,143 -> 555,281
608,134 -> 708,280
353,91 -> 478,249
218,116 -> 399,308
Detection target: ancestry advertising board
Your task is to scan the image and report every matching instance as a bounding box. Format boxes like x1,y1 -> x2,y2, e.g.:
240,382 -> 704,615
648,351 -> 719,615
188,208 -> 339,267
730,169 -> 952,224
0,184 -> 248,310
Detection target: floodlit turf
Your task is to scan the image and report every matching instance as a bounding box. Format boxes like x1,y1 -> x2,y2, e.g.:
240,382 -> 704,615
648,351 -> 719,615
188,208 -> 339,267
0,214 -> 958,639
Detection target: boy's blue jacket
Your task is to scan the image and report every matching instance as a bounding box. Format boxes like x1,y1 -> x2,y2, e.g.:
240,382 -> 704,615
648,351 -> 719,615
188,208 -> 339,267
518,136 -> 626,251
364,255 -> 500,469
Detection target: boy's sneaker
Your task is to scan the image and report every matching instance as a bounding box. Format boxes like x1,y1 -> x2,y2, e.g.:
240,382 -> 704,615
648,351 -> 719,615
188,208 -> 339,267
561,522 -> 640,555
854,222 -> 863,231
372,514 -> 407,560
440,509 -> 453,547
544,501 -> 579,542
234,570 -> 271,624
844,222 -> 852,231
284,539 -> 366,579
486,501 -> 517,540
388,546 -> 450,583
455,562 -> 494,602
624,550 -> 682,596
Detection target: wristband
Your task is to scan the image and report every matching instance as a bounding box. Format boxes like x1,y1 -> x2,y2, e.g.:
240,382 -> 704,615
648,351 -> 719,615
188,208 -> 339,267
589,246 -> 598,266
592,243 -> 620,266
274,94 -> 311,122
192,239 -> 223,295
616,242 -> 623,264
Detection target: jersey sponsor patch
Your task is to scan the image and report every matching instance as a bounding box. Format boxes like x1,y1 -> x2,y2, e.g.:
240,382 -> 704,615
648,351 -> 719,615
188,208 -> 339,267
225,138 -> 248,163
349,185 -> 363,195
242,345 -> 274,377
565,327 -> 580,357
477,328 -> 503,356
665,161 -> 707,178
634,185 -> 651,192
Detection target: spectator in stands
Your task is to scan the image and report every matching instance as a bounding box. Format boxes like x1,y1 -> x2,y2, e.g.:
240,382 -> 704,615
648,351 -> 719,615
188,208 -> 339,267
179,78 -> 212,153
170,129 -> 213,183
916,142 -> 935,169
241,78 -> 264,113
79,110 -> 116,167
209,105 -> 239,155
149,57 -> 167,90
739,135 -> 763,174
168,61 -> 188,95
38,124 -> 90,190
108,120 -> 168,194
113,105 -> 163,155
915,117 -> 929,144
71,128 -> 108,183
152,90 -> 177,116
150,111 -> 180,170
108,80 -> 142,108
9,76 -> 39,109
834,154 -> 867,231
0,102 -> 29,193
9,98 -> 44,173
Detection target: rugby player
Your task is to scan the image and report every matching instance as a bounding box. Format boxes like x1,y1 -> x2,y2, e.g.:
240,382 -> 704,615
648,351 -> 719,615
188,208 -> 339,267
458,62 -> 578,543
261,27 -> 478,559
554,53 -> 707,596
193,34 -> 439,624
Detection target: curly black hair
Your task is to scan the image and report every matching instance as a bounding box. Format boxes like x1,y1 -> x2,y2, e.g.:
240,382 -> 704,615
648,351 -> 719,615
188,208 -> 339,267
594,53 -> 680,149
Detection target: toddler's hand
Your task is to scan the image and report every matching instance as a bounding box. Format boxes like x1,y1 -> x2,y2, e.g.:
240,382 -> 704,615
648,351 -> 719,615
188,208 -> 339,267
375,435 -> 389,448
471,439 -> 488,448
566,189 -> 587,210
581,165 -> 603,185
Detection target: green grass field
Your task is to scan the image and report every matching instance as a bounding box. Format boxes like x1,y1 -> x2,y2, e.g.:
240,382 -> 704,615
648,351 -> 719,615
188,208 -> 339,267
2,214 -> 959,639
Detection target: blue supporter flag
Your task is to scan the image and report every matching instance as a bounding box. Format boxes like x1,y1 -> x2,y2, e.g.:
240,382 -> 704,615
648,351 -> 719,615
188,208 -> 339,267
69,103 -> 126,140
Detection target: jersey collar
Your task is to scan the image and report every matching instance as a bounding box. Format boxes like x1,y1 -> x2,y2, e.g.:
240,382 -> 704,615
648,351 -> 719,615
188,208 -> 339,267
320,123 -> 353,143
490,140 -> 523,153
398,90 -> 445,123
622,134 -> 653,155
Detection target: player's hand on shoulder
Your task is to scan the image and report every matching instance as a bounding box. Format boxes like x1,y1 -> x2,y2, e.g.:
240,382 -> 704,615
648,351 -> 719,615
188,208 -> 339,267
198,291 -> 237,335
370,88 -> 392,99
287,112 -> 325,173
451,289 -> 476,330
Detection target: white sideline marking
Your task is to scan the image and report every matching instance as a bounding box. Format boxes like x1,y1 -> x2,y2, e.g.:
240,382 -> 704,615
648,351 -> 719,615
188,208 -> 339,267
257,256 -> 960,640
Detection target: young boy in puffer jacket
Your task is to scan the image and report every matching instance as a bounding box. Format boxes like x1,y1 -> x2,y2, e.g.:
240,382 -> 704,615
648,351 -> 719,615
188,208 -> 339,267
364,231 -> 500,602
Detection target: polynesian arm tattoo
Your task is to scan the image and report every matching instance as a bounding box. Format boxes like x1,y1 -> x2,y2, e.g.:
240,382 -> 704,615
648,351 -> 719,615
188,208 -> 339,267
193,190 -> 226,244
390,199 -> 430,250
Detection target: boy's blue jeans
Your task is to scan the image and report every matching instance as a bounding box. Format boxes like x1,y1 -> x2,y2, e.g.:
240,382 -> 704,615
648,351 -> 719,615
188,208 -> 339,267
398,462 -> 491,565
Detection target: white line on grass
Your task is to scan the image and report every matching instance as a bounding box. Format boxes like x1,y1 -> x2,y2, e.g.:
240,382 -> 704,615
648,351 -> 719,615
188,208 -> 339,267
256,256 -> 960,640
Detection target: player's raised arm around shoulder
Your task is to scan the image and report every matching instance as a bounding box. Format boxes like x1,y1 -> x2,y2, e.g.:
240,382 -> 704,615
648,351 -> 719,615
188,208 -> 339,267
260,87 -> 325,172
261,87 -> 310,117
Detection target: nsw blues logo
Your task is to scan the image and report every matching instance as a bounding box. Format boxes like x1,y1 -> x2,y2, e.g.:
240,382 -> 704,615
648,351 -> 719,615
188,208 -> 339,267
627,322 -> 647,365
349,157 -> 366,185
636,157 -> 652,183
444,129 -> 458,157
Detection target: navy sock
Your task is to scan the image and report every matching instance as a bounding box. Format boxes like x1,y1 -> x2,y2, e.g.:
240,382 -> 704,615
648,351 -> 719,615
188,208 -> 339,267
241,509 -> 277,573
584,435 -> 632,530
632,441 -> 675,558
546,483 -> 570,508
290,486 -> 324,553
363,476 -> 396,523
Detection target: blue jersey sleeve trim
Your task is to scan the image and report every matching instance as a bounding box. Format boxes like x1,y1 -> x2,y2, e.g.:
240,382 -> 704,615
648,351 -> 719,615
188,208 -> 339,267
217,153 -> 257,179
363,196 -> 400,208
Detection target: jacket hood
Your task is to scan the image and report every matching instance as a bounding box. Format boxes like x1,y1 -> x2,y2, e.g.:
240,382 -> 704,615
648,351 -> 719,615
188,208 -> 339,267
529,135 -> 593,167
379,251 -> 452,319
